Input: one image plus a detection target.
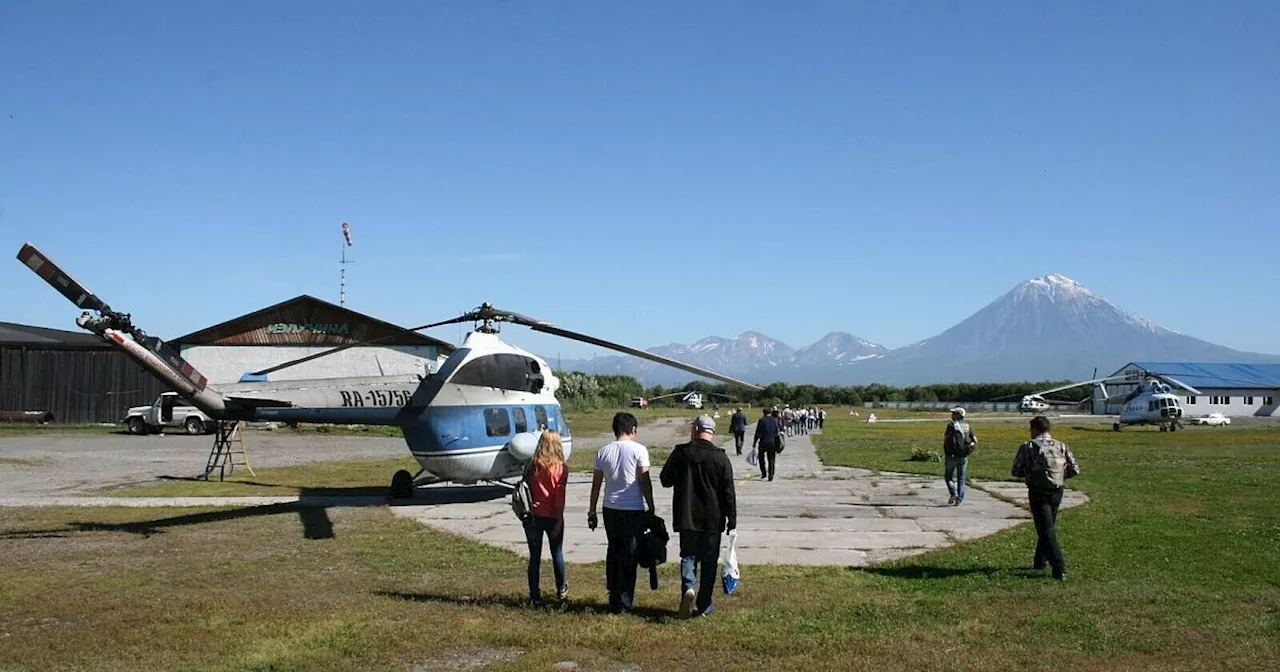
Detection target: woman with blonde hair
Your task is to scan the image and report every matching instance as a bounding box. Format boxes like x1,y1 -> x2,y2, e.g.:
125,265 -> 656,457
524,429 -> 569,605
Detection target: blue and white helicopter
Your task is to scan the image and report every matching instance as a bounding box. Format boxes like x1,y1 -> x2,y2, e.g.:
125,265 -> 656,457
17,243 -> 763,497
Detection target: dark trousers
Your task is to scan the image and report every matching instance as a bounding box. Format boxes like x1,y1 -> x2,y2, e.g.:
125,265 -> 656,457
1028,487 -> 1065,575
523,514 -> 566,601
603,507 -> 644,613
733,430 -> 745,454
757,440 -> 777,480
679,531 -> 722,614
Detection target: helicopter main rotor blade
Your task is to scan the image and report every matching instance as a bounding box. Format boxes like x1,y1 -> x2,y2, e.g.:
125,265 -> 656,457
1149,374 -> 1202,396
17,243 -> 112,315
250,315 -> 472,376
530,324 -> 763,391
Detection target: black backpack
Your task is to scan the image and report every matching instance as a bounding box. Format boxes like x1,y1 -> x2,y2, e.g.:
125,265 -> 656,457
946,422 -> 973,457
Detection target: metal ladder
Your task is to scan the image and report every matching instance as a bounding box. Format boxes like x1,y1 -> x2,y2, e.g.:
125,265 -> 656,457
200,420 -> 255,481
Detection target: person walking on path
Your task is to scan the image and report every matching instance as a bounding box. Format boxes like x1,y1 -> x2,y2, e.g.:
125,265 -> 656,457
729,407 -> 748,455
587,412 -> 656,615
752,408 -> 782,481
659,414 -> 737,618
943,407 -> 977,505
523,430 -> 569,605
1011,415 -> 1079,581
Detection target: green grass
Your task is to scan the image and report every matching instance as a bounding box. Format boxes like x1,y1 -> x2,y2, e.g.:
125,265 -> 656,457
3,413 -> 1277,670
0,423 -> 120,437
102,458 -> 421,497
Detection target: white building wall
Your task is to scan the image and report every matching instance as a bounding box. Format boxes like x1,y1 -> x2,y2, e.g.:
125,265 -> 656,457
1180,390 -> 1280,418
180,345 -> 446,384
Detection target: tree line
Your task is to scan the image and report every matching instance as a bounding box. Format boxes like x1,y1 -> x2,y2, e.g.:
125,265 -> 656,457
552,371 -> 1087,412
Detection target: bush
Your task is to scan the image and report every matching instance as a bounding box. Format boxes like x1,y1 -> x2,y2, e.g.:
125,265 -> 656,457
908,446 -> 941,462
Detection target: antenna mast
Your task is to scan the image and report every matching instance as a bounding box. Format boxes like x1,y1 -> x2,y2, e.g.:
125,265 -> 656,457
340,222 -> 354,307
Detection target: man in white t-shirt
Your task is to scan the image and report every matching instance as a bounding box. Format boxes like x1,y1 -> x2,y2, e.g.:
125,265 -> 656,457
588,411 -> 655,615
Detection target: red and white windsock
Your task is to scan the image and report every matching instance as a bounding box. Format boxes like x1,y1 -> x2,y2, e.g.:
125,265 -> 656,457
341,222 -> 353,246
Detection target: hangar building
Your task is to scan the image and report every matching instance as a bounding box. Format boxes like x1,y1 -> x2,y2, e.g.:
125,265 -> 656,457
1094,362 -> 1280,418
170,295 -> 455,384
0,321 -> 168,424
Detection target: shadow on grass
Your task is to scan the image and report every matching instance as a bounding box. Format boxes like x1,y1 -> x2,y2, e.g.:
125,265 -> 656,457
376,591 -> 676,623
858,565 -> 1003,580
0,485 -> 510,541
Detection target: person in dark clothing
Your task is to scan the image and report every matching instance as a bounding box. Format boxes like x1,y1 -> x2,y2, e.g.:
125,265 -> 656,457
659,413 -> 737,618
1011,415 -> 1079,581
752,408 -> 782,481
729,408 -> 748,455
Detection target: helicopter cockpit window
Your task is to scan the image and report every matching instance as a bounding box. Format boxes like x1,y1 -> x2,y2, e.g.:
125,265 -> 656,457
450,354 -> 546,393
484,408 -> 511,437
512,407 -> 528,433
534,406 -> 549,430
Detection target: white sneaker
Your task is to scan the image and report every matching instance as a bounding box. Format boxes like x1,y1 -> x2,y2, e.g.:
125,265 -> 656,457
947,495 -> 956,506
679,588 -> 695,618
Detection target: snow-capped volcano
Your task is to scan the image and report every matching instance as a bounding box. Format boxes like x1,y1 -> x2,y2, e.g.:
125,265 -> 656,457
560,274 -> 1278,386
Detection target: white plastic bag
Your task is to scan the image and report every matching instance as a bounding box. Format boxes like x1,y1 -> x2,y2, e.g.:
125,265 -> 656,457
746,447 -> 758,466
721,529 -> 740,594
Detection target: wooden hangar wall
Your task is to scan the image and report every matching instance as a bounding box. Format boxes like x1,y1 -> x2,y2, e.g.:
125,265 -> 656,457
0,323 -> 169,424
170,295 -> 455,384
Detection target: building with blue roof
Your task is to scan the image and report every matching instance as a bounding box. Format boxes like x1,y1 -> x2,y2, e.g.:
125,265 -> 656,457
1095,362 -> 1280,418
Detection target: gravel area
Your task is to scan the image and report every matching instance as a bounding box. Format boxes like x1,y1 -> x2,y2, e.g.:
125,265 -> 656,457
0,432 -> 407,497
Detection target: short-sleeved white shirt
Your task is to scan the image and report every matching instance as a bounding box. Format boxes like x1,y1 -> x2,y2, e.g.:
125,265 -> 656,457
593,439 -> 650,511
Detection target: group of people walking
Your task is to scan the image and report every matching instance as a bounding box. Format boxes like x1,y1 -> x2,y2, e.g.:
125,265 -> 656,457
781,406 -> 824,435
518,412 -> 737,617
514,405 -> 1081,617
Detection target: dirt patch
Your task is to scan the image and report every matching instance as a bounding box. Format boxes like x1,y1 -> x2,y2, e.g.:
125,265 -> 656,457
1158,499 -> 1203,517
409,646 -> 525,670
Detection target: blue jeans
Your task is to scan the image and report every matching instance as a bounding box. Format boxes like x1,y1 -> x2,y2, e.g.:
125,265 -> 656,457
679,531 -> 722,614
524,514 -> 566,601
945,455 -> 968,502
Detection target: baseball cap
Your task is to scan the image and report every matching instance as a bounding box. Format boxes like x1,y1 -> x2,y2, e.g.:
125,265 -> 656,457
950,407 -> 966,418
692,414 -> 716,432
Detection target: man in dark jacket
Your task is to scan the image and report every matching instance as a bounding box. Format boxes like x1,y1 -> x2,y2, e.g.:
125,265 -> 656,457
752,408 -> 782,481
659,414 -> 737,618
729,408 -> 748,455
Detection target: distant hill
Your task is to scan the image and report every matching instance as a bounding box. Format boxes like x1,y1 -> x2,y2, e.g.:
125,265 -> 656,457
561,274 -> 1280,386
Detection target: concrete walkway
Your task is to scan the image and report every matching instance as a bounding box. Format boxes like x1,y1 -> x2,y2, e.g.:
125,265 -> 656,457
0,421 -> 1087,567
391,422 -> 1089,566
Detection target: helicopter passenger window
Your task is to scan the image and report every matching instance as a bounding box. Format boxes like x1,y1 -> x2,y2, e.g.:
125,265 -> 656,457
450,354 -> 546,393
484,408 -> 511,437
512,407 -> 528,433
534,406 -> 549,430
555,406 -> 571,436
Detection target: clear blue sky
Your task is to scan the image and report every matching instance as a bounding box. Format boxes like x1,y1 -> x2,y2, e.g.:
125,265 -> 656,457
2,1 -> 1276,360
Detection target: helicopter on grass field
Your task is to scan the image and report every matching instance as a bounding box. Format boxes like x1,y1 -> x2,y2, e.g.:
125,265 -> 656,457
641,390 -> 738,409
16,243 -> 762,497
1005,371 -> 1206,432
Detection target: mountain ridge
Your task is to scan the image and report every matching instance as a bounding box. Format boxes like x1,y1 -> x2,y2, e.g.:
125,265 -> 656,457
559,274 -> 1280,386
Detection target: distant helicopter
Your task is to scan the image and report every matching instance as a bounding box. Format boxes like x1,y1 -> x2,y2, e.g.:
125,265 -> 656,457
1011,372 -> 1203,432
640,390 -> 737,409
16,243 -> 763,497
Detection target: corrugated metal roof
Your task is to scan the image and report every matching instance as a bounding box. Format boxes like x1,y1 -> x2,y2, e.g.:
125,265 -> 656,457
0,322 -> 108,348
1129,362 -> 1280,389
170,295 -> 455,351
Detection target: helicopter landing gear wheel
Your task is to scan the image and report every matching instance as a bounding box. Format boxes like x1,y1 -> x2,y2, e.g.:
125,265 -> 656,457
1113,422 -> 1121,431
390,469 -> 414,499
1160,425 -> 1167,432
